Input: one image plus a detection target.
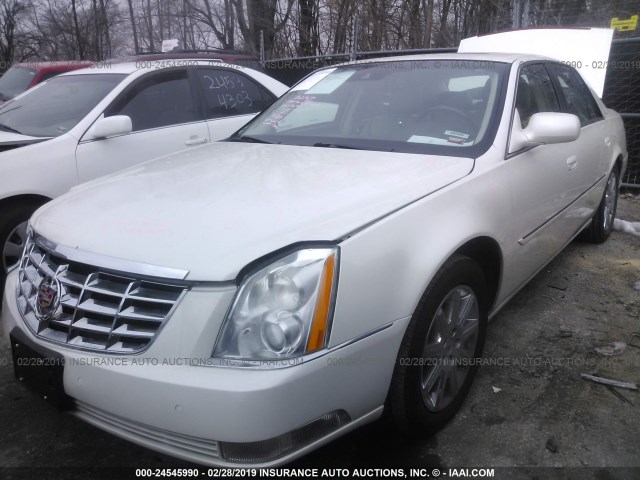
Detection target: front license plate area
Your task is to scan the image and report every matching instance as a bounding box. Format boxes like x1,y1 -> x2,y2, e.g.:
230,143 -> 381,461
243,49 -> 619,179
10,329 -> 71,410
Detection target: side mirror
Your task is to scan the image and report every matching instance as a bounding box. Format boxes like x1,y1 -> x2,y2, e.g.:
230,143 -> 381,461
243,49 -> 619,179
509,111 -> 580,153
89,115 -> 132,139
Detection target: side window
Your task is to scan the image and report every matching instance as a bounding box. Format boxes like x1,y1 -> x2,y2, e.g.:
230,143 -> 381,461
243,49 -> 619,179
106,70 -> 198,132
515,64 -> 560,128
548,64 -> 603,126
196,69 -> 275,119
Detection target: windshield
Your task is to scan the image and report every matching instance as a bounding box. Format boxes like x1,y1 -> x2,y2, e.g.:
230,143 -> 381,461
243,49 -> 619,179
0,73 -> 126,137
0,67 -> 37,100
236,60 -> 509,156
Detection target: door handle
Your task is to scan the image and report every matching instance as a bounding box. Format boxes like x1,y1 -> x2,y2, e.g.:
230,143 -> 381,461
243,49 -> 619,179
185,135 -> 207,146
566,155 -> 578,171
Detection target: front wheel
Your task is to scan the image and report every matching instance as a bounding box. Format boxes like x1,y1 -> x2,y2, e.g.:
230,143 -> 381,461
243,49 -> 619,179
1,203 -> 41,295
581,167 -> 619,244
387,254 -> 488,434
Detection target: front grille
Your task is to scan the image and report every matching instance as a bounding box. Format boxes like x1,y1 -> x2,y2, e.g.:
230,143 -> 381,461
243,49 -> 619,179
16,236 -> 187,353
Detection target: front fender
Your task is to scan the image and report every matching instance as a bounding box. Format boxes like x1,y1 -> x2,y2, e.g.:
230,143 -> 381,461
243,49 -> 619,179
330,159 -> 511,348
0,135 -> 79,202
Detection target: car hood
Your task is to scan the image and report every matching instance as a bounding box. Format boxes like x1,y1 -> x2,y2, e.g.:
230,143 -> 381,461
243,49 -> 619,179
32,142 -> 474,281
0,130 -> 50,149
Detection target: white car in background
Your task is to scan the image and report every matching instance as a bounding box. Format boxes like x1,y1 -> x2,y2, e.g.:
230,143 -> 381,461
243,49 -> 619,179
0,59 -> 287,290
2,52 -> 626,466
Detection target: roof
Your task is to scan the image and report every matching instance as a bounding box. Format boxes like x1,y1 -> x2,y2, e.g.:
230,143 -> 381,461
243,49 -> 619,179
14,61 -> 94,70
342,52 -> 553,65
114,52 -> 258,63
56,59 -> 257,77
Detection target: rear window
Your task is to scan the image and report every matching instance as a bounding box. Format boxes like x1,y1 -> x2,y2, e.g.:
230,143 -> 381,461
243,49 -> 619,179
0,67 -> 37,100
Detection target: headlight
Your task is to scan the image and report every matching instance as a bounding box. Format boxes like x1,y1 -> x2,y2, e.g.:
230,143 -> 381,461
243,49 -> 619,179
213,247 -> 338,361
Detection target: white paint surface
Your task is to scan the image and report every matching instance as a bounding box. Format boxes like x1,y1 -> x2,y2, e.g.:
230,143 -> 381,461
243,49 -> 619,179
459,28 -> 614,97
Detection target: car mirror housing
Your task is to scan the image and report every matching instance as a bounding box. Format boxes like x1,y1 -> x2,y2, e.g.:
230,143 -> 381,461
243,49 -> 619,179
509,111 -> 580,153
89,115 -> 132,139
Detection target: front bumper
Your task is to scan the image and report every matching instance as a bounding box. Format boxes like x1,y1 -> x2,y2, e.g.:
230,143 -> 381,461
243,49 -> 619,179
2,269 -> 408,467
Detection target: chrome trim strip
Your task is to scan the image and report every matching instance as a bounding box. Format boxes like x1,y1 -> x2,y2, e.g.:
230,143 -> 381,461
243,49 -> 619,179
517,173 -> 605,245
74,400 -> 220,458
32,230 -> 189,281
21,287 -> 189,356
78,119 -> 210,144
490,216 -> 592,320
74,402 -> 383,468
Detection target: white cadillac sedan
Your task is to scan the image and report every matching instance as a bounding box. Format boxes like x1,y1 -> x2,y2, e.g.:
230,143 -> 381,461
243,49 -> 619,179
0,58 -> 287,290
1,53 -> 626,467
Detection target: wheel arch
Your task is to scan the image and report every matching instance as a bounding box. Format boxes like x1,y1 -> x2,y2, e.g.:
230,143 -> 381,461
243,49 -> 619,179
1,194 -> 51,279
405,234 -> 504,323
0,194 -> 51,214
613,154 -> 624,185
453,236 -> 503,312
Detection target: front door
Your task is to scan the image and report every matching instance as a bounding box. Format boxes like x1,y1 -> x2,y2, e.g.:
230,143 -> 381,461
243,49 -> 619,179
76,69 -> 210,183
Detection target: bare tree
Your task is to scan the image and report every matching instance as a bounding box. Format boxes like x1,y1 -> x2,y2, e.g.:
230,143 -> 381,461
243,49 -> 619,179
91,0 -> 100,57
0,0 -> 623,62
70,0 -> 84,57
232,0 -> 296,56
98,0 -> 110,56
144,0 -> 155,51
126,0 -> 139,53
0,0 -> 29,68
186,0 -> 236,49
297,0 -> 318,55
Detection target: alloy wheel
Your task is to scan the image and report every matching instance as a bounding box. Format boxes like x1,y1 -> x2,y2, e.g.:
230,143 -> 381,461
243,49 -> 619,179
420,285 -> 480,412
2,220 -> 28,273
602,172 -> 617,231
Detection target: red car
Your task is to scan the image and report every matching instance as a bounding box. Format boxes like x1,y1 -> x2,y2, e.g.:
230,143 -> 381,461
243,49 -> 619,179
0,61 -> 93,103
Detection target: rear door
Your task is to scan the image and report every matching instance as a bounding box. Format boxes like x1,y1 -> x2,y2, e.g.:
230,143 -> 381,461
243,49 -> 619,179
76,69 -> 210,182
547,63 -> 608,204
193,67 -> 278,140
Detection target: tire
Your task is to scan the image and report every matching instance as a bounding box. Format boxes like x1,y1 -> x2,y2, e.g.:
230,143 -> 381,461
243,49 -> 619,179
387,254 -> 489,435
0,202 -> 42,295
581,167 -> 619,244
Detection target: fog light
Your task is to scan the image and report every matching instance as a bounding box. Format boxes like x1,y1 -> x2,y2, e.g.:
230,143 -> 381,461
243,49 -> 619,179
219,410 -> 351,463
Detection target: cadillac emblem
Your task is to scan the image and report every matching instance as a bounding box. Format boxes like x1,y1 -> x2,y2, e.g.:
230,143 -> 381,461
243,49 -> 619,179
35,276 -> 62,321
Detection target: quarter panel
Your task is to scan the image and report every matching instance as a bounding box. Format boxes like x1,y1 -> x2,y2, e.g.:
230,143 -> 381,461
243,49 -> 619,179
603,109 -> 628,177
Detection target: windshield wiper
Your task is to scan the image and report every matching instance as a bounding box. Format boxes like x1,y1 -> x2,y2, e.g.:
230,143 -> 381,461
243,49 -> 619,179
313,142 -> 362,150
0,123 -> 22,134
229,135 -> 272,144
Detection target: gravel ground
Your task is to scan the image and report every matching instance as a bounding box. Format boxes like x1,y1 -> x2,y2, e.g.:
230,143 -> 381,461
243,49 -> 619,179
1,196 -> 639,480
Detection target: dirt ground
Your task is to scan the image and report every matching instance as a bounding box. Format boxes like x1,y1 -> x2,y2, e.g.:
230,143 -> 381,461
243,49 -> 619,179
1,196 -> 639,480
